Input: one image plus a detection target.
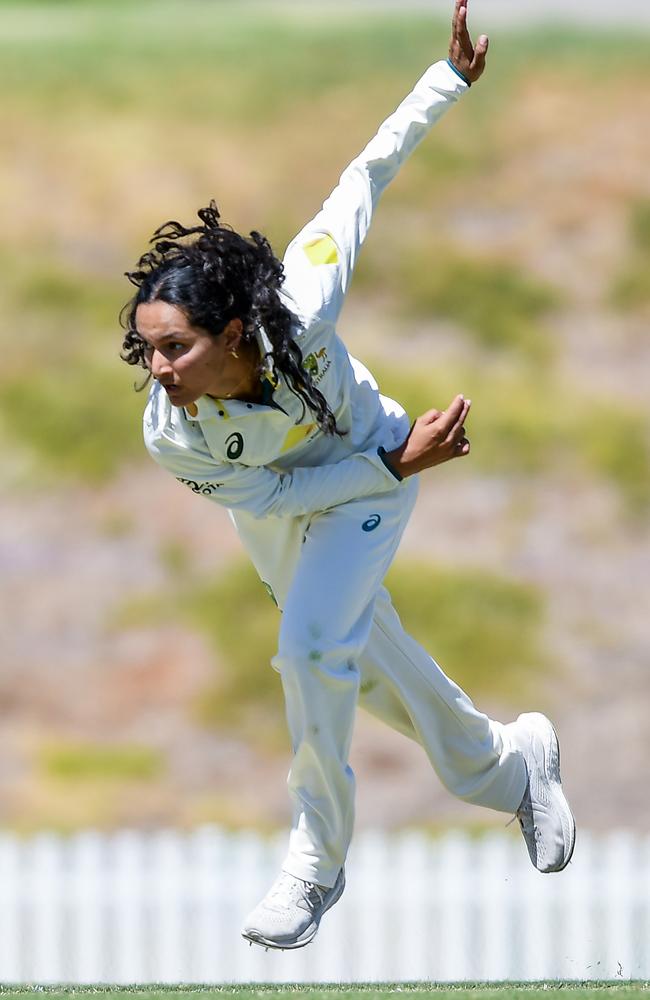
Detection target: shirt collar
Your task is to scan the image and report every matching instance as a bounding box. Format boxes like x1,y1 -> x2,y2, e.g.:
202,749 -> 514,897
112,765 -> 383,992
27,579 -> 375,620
255,326 -> 278,387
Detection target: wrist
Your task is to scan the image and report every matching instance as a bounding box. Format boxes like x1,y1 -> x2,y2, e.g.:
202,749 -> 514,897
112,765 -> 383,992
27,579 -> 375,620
446,58 -> 472,87
380,444 -> 410,480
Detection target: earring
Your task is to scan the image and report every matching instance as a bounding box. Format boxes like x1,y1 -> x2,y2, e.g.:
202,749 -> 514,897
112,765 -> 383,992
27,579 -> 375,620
230,349 -> 239,359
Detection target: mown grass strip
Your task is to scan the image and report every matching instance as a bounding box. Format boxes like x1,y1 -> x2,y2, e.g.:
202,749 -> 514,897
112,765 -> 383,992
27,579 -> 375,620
0,981 -> 649,999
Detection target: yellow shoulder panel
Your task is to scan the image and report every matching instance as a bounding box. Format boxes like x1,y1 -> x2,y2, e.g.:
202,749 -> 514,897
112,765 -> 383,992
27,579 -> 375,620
303,235 -> 339,267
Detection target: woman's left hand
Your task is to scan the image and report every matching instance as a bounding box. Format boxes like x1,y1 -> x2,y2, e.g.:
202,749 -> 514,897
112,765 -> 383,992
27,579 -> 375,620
384,394 -> 471,478
448,0 -> 489,85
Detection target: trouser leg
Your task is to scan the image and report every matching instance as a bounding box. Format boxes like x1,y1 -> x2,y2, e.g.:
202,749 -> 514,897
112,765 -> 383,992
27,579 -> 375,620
272,481 -> 419,888
357,587 -> 527,813
230,487 -> 526,882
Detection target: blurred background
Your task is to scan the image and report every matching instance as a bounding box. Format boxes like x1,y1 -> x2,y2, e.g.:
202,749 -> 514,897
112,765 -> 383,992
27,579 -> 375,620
0,0 -> 649,981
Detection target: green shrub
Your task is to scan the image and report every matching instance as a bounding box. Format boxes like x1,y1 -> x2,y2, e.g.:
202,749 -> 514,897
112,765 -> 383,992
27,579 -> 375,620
111,561 -> 286,747
8,260 -> 120,325
384,561 -> 546,704
39,742 -> 164,781
369,359 -> 650,515
0,250 -> 126,369
180,563 -> 285,738
610,200 -> 650,311
397,251 -> 560,362
369,360 -> 560,474
0,249 -> 144,484
611,263 -> 650,310
0,364 -> 146,483
630,200 -> 650,253
578,406 -> 650,516
159,539 -> 193,576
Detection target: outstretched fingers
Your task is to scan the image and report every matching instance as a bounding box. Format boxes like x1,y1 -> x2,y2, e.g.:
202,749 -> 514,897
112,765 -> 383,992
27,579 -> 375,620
451,0 -> 463,38
454,3 -> 474,58
449,0 -> 489,84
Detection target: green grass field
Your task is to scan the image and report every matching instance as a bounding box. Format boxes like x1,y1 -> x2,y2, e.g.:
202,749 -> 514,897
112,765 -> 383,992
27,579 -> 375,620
0,983 -> 648,1000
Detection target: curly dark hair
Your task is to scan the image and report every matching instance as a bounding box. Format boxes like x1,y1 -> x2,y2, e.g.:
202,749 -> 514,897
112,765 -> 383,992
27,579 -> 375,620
120,201 -> 339,435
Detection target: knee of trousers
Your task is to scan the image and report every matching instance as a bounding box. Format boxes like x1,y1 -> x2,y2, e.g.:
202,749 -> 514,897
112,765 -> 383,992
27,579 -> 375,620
273,623 -> 363,689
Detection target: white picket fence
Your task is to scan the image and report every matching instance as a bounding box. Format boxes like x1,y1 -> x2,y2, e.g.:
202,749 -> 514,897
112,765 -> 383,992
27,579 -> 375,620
0,827 -> 648,984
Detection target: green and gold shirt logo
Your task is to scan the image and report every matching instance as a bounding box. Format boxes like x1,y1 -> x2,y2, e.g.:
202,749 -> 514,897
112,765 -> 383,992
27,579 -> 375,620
302,346 -> 330,384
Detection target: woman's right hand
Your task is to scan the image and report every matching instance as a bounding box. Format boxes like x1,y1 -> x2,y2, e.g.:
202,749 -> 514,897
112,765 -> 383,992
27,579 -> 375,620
448,0 -> 489,86
384,395 -> 471,478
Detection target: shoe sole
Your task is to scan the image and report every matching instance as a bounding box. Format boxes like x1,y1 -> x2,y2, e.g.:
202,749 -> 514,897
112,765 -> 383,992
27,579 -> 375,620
520,711 -> 576,872
242,870 -> 346,951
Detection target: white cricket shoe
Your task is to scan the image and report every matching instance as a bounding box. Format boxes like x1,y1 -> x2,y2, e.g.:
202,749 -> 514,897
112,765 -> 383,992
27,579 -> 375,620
241,868 -> 345,950
509,712 -> 576,873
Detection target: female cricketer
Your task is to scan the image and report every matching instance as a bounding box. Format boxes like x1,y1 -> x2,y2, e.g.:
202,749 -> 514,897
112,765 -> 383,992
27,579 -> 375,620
121,0 -> 575,951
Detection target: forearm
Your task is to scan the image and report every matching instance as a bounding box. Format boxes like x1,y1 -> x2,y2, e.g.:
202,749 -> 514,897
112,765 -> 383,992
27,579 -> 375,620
320,60 -> 468,252
146,432 -> 402,520
282,60 -> 469,315
349,58 -> 470,202
258,447 -> 403,518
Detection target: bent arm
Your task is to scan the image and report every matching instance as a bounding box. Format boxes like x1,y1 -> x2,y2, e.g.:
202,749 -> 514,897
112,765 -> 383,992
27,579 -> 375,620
282,59 -> 469,324
145,430 -> 402,519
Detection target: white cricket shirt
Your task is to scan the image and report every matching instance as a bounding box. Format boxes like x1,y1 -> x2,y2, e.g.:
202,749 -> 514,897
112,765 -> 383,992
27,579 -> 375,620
144,60 -> 469,520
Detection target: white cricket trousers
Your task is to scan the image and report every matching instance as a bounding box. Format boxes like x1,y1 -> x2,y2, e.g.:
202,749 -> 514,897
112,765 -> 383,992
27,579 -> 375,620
232,476 -> 528,889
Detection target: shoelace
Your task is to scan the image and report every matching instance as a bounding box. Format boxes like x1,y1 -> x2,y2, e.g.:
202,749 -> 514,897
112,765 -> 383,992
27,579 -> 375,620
266,873 -> 326,912
517,808 -> 540,840
506,785 -> 534,833
508,795 -> 543,847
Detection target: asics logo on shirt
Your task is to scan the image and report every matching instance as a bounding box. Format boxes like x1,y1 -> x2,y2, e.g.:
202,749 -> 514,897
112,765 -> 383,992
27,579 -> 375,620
362,514 -> 382,532
226,432 -> 245,460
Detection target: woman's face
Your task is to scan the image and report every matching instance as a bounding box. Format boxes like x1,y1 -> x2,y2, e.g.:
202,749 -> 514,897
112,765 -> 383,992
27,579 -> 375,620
136,300 -> 251,408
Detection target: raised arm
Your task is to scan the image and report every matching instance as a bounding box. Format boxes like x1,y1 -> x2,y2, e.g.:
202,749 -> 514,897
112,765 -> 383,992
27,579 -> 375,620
282,0 -> 488,326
